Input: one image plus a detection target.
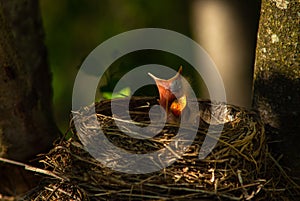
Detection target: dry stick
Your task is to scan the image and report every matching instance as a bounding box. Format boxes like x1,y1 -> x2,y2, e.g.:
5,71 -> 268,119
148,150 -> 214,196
93,189 -> 131,197
267,153 -> 300,190
117,193 -> 169,200
45,182 -> 63,201
0,157 -> 67,181
144,183 -> 241,200
44,185 -> 81,201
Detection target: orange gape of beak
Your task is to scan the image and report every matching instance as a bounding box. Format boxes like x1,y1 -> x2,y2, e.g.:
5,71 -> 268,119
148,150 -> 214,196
148,66 -> 187,117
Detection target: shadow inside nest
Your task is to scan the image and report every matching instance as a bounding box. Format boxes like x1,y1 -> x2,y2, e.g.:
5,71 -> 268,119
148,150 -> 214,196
24,97 -> 299,200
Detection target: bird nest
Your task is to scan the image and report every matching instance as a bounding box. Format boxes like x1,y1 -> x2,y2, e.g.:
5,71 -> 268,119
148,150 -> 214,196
23,97 -> 297,200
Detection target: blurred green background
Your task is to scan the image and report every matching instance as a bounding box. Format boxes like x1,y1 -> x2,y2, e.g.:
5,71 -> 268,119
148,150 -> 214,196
40,0 -> 193,132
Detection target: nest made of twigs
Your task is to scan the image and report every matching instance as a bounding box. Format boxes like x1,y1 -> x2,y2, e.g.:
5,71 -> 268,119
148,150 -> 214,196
24,97 -> 299,200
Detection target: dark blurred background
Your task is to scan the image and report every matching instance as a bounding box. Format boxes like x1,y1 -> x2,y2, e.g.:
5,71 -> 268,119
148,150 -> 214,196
39,0 -> 260,132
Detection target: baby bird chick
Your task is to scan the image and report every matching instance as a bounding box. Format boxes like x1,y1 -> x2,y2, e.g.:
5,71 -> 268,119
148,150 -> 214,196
148,66 -> 187,123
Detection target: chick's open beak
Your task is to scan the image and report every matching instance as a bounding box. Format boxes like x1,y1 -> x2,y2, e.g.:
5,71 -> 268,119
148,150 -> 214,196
148,66 -> 187,117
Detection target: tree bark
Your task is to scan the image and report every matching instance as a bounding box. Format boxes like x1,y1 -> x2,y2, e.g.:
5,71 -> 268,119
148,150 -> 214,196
253,0 -> 299,178
0,0 -> 59,195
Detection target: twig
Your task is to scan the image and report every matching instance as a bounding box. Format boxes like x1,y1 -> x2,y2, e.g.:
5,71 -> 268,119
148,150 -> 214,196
0,157 -> 67,181
267,153 -> 300,189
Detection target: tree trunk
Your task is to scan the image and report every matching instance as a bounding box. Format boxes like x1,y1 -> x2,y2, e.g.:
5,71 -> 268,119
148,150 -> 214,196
0,0 -> 59,195
191,0 -> 260,108
253,0 -> 299,178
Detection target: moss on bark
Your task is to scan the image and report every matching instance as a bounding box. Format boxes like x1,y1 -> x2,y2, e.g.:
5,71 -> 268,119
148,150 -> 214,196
253,0 -> 300,178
